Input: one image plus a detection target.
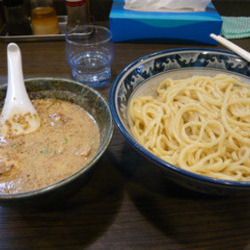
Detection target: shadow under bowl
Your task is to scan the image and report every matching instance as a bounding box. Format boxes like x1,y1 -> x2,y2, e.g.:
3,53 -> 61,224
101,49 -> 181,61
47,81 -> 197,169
110,48 -> 250,196
0,78 -> 113,207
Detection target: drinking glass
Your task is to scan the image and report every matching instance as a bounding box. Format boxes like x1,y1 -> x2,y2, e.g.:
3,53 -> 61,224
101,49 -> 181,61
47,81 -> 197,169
65,25 -> 114,88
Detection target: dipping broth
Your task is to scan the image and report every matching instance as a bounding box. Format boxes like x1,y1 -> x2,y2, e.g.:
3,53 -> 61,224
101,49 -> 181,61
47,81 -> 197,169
0,99 -> 100,194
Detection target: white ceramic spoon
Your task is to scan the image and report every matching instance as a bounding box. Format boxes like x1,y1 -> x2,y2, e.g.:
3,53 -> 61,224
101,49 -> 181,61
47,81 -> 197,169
0,43 -> 40,137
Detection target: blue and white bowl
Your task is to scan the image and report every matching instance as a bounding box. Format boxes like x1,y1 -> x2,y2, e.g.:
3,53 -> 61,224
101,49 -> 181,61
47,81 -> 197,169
110,48 -> 250,196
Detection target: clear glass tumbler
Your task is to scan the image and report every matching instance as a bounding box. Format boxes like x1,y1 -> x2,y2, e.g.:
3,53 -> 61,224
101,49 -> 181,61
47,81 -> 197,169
65,25 -> 114,88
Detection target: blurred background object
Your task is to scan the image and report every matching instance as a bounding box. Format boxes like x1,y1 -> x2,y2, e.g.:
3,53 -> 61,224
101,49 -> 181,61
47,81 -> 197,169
31,0 -> 60,35
0,0 -> 249,38
0,0 -> 4,30
213,0 -> 250,16
66,0 -> 90,31
2,0 -> 32,35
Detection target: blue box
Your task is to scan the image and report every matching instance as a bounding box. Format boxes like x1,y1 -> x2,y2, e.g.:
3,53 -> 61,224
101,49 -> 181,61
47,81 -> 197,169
109,0 -> 222,44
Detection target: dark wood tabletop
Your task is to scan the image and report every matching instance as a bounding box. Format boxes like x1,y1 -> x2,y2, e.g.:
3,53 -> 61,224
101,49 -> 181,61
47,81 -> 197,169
0,34 -> 249,249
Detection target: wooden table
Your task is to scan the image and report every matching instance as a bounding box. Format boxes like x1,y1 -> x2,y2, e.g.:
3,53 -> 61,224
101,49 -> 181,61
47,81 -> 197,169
0,37 -> 249,249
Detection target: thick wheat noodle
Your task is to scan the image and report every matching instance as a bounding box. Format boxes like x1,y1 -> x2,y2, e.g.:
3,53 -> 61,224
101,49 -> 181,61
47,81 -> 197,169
129,74 -> 250,181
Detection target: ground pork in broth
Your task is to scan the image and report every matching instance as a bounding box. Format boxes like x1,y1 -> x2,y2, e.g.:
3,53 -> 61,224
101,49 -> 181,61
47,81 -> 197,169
0,99 -> 100,194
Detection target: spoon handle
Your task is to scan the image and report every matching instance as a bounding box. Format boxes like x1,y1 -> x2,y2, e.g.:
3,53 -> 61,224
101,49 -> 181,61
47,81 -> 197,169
6,43 -> 33,108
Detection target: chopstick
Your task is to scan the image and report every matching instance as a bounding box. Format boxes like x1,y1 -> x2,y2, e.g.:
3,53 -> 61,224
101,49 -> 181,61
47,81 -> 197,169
210,33 -> 250,63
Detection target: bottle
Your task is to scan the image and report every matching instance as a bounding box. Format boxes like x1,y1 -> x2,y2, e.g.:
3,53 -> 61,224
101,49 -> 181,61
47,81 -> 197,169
31,0 -> 60,35
66,0 -> 89,31
3,0 -> 32,35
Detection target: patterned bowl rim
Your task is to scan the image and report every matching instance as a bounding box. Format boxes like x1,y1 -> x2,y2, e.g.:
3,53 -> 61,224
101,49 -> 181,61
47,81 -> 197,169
110,47 -> 250,188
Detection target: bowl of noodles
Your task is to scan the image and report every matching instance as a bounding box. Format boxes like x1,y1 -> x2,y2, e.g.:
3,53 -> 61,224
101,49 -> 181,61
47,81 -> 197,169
110,48 -> 250,196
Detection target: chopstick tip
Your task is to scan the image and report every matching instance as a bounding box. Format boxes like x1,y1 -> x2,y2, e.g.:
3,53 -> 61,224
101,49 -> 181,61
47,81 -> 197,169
210,33 -> 216,39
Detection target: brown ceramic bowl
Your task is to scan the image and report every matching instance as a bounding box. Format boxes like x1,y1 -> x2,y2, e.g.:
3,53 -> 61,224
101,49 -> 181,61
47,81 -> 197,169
0,78 -> 113,207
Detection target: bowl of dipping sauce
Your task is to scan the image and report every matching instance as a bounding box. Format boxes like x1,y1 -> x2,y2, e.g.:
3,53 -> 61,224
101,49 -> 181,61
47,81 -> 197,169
0,78 -> 113,206
110,48 -> 250,196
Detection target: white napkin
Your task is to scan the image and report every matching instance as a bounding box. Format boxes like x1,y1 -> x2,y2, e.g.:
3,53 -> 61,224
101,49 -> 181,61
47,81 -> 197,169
124,0 -> 211,12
